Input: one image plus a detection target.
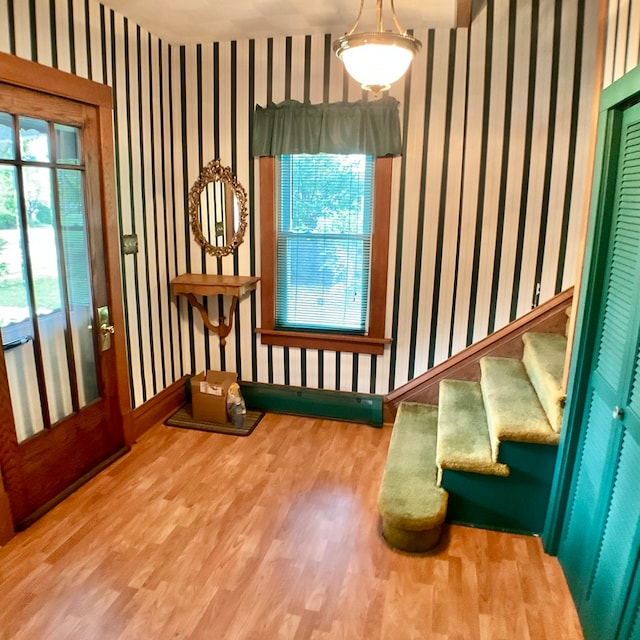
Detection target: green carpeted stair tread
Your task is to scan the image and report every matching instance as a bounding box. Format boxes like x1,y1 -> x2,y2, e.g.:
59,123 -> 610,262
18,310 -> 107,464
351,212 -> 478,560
480,357 -> 560,461
522,332 -> 567,433
377,402 -> 448,532
436,380 -> 509,477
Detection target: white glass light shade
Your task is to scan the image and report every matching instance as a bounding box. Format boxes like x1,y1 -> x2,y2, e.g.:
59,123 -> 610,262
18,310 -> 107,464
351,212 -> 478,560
333,32 -> 421,91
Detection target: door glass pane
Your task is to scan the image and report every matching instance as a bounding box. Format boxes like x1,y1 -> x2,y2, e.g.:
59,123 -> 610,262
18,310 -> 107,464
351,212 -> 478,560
55,124 -> 81,166
58,169 -> 98,405
19,117 -> 50,162
22,166 -> 74,424
0,165 -> 45,440
0,112 -> 15,160
22,167 -> 60,312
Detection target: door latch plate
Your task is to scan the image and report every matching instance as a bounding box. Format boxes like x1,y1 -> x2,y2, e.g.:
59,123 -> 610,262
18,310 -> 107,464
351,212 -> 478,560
97,306 -> 114,351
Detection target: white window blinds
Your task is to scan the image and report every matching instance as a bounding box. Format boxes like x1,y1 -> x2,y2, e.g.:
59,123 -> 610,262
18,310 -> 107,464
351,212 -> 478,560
276,154 -> 375,334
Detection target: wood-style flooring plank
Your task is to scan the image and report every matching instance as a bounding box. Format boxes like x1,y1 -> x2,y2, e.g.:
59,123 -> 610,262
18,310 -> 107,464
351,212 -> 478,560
0,413 -> 583,639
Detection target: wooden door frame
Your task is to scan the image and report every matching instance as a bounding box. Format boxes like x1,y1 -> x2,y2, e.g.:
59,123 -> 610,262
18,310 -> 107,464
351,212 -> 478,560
0,53 -> 133,541
543,63 -> 640,555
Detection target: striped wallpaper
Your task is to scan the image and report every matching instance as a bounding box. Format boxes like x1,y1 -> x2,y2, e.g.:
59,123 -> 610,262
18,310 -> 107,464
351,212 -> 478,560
603,0 -> 640,87
0,0 -> 634,409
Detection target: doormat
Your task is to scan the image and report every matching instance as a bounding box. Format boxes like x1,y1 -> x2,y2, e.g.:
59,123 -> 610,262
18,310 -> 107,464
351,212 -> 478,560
165,404 -> 265,437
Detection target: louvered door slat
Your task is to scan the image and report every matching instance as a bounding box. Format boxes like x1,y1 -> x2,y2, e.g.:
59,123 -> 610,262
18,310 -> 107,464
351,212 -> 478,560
619,572 -> 640,640
560,389 -> 613,605
629,348 -> 640,415
581,428 -> 640,638
593,107 -> 640,394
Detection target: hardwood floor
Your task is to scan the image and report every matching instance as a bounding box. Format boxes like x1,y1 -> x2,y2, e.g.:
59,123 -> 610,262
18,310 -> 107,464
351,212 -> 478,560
0,413 -> 583,639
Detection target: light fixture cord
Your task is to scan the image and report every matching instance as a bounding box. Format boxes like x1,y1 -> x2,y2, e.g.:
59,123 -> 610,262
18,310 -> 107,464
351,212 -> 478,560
345,0 -> 407,37
346,0 -> 405,36
389,0 -> 406,34
346,0 -> 366,35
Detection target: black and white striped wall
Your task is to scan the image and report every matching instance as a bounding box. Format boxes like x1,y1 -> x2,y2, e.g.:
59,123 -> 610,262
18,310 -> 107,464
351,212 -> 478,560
603,0 -> 640,87
0,0 -> 635,409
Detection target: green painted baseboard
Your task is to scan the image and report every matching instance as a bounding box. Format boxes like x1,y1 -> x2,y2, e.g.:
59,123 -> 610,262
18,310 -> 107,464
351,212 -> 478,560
240,381 -> 383,427
441,441 -> 558,535
185,377 -> 383,427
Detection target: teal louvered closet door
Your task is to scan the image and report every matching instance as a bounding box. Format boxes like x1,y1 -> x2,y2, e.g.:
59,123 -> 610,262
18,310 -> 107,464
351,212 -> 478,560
558,101 -> 640,640
619,566 -> 640,640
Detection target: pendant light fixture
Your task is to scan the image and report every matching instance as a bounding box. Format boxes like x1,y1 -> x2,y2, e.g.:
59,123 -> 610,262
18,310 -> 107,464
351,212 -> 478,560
333,0 -> 422,92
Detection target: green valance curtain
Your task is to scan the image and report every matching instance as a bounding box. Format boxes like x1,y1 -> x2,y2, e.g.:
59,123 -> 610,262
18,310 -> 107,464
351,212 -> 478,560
252,97 -> 402,157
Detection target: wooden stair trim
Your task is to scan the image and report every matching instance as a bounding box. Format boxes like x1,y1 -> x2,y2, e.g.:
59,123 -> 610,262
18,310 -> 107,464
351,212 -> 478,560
384,288 -> 573,422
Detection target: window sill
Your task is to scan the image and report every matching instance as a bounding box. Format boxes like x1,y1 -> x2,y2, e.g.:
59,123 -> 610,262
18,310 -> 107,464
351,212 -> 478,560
256,328 -> 391,355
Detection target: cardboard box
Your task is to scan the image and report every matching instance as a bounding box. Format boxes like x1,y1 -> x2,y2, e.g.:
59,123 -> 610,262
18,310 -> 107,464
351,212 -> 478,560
191,370 -> 237,424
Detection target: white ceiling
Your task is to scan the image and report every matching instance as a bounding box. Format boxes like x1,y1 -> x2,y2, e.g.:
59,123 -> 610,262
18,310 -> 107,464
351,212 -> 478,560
99,0 -> 460,45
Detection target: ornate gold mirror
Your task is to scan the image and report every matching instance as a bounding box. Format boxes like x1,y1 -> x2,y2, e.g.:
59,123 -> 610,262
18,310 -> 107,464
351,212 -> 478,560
188,159 -> 248,258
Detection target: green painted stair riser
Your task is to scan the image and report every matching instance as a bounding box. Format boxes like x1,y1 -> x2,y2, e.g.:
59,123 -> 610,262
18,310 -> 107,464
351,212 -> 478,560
441,440 -> 559,535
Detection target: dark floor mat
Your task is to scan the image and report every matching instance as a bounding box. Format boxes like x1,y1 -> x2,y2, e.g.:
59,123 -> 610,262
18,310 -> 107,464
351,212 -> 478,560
165,403 -> 264,436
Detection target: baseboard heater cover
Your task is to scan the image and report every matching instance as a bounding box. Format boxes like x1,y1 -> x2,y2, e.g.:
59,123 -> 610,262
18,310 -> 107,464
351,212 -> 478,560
185,378 -> 383,427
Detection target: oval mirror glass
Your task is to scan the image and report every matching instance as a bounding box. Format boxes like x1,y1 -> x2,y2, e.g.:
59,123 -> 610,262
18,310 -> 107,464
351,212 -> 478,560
188,159 -> 248,258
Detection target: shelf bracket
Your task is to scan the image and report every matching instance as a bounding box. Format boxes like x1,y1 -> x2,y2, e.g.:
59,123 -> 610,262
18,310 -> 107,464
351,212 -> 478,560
170,274 -> 260,347
184,293 -> 239,346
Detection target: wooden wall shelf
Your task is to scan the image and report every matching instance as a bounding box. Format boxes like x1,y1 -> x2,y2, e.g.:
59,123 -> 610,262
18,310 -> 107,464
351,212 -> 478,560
171,274 -> 259,346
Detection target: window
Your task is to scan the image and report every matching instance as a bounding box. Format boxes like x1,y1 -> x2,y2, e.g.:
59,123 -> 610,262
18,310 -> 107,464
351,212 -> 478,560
258,155 -> 392,355
277,153 -> 373,333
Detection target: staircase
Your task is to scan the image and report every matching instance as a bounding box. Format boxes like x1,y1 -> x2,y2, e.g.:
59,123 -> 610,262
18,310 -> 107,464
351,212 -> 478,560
378,328 -> 568,547
437,331 -> 566,534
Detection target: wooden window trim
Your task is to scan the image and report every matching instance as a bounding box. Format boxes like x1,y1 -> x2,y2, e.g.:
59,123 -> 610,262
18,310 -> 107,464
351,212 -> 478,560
257,156 -> 392,356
